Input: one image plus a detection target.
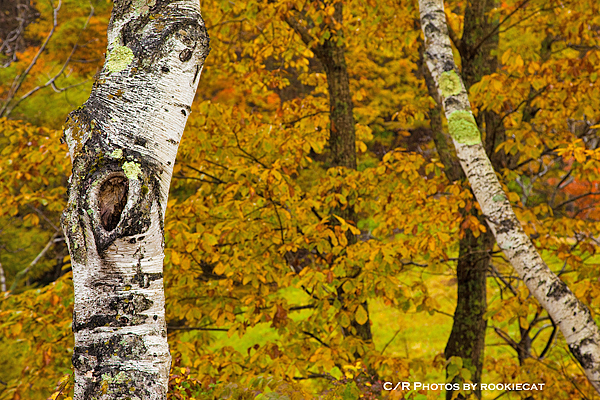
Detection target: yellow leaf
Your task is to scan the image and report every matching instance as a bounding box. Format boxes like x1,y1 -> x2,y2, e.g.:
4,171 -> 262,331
171,251 -> 180,265
501,49 -> 512,64
357,141 -> 367,153
340,312 -> 351,328
213,263 -> 226,275
355,305 -> 368,325
514,55 -> 524,68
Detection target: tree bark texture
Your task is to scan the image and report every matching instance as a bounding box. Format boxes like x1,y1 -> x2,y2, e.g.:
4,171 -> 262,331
284,2 -> 357,170
444,226 -> 492,399
61,0 -> 209,398
419,0 -> 600,393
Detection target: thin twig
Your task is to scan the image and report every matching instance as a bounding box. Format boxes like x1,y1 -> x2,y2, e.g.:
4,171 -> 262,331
167,326 -> 229,332
10,232 -> 59,292
1,0 -> 62,117
554,192 -> 600,210
381,328 -> 401,355
233,130 -> 268,168
302,330 -> 330,348
3,2 -> 94,116
26,204 -> 60,232
493,326 -> 519,350
537,322 -> 557,359
470,0 -> 532,57
182,163 -> 227,183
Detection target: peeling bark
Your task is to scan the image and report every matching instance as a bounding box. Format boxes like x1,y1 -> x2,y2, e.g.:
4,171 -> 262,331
61,0 -> 209,398
419,0 -> 600,393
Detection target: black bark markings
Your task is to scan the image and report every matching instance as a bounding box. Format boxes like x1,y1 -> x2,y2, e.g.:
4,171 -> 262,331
134,136 -> 148,147
546,279 -> 569,300
179,48 -> 192,62
72,335 -> 162,398
132,260 -> 163,289
63,121 -> 159,258
494,217 -> 517,234
72,291 -> 153,332
120,10 -> 208,74
569,338 -> 597,369
193,64 -> 200,83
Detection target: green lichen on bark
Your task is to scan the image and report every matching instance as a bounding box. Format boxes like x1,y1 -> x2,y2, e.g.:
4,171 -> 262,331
64,114 -> 90,157
439,70 -> 462,97
136,0 -> 156,14
493,194 -> 506,202
107,45 -> 134,73
123,161 -> 142,179
110,149 -> 123,159
448,110 -> 481,145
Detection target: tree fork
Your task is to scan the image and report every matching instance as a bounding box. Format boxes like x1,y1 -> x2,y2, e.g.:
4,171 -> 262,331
418,0 -> 600,393
61,0 -> 209,398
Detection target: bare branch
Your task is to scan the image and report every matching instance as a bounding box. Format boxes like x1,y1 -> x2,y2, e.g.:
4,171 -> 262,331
9,232 -> 59,292
493,326 -> 519,350
538,321 -> 557,359
554,192 -> 600,210
1,0 -> 62,117
469,0 -> 532,57
2,2 -> 94,117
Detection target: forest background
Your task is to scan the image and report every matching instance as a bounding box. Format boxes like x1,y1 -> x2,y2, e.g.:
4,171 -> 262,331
1,0 -> 600,399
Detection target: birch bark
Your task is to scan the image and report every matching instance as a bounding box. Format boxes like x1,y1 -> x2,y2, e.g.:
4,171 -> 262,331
61,0 -> 209,398
418,0 -> 600,393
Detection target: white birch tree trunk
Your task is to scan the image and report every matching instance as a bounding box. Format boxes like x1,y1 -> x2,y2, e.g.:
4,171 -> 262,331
61,0 -> 209,398
418,0 -> 600,393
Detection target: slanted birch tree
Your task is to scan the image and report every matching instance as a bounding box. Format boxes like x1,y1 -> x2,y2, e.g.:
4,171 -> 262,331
418,0 -> 600,393
61,0 -> 209,398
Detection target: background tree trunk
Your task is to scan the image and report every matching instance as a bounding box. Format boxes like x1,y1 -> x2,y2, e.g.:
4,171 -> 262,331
419,0 -> 600,394
61,0 -> 209,398
284,1 -> 372,344
432,1 -> 502,397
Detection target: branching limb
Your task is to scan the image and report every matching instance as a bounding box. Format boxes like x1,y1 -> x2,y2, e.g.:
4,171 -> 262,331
538,320 -> 557,359
3,2 -> 94,117
1,0 -> 62,117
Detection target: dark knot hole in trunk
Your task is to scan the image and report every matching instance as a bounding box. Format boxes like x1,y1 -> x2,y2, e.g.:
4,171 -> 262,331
98,176 -> 129,231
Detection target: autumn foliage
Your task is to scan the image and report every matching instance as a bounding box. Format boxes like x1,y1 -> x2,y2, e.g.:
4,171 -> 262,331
2,0 -> 600,399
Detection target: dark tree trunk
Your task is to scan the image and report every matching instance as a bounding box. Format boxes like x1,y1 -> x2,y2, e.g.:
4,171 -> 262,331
422,0 -> 502,398
444,227 -> 493,399
284,1 -> 372,344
